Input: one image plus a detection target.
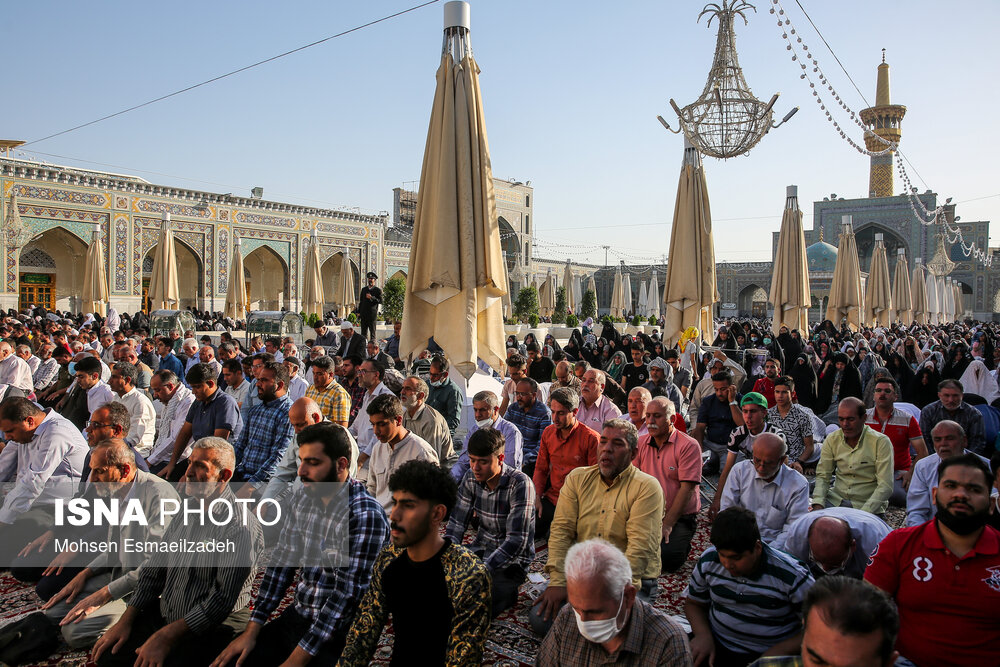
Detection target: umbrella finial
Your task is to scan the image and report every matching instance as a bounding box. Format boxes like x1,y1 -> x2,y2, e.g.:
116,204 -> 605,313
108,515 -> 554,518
786,185 -> 798,198
444,1 -> 470,29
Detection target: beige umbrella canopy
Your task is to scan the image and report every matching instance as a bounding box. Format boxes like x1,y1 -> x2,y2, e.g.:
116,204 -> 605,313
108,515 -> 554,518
562,262 -> 576,315
864,233 -> 892,328
953,280 -> 964,320
301,229 -> 325,319
609,265 -> 624,319
647,270 -> 660,320
539,269 -> 556,318
223,237 -> 249,320
925,267 -> 939,325
891,248 -> 912,324
398,2 -> 507,378
622,272 -> 633,317
586,273 -> 597,299
663,140 -> 718,347
910,259 -> 928,325
825,217 -> 864,331
148,212 -> 180,312
769,185 -> 811,335
333,251 -> 357,320
81,224 -> 109,317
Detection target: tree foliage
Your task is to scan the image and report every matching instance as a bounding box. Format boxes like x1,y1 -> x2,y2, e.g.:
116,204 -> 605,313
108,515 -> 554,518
553,287 -> 567,324
581,290 -> 597,320
514,286 -> 540,324
382,276 -> 406,323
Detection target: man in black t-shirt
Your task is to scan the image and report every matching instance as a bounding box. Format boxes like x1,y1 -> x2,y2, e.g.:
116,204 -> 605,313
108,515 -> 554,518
339,460 -> 491,666
526,343 -> 555,384
620,343 -> 649,392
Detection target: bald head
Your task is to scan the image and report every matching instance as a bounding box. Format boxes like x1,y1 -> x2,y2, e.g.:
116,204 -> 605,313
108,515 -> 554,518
807,516 -> 855,574
751,432 -> 787,480
289,397 -> 323,433
930,419 -> 967,459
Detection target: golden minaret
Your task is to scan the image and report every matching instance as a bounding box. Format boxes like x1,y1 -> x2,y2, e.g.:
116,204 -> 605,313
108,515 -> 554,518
859,50 -> 906,197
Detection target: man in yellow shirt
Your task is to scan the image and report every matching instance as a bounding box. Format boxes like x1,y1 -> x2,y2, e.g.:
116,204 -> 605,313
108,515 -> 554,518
811,398 -> 894,518
529,417 -> 663,636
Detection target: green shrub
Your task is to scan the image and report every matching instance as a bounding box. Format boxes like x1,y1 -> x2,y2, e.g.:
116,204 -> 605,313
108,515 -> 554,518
347,312 -> 360,325
566,313 -> 579,328
382,276 -> 406,323
529,313 -> 539,328
648,315 -> 658,326
631,315 -> 641,326
515,286 -> 540,324
581,290 -> 597,320
552,287 -> 567,324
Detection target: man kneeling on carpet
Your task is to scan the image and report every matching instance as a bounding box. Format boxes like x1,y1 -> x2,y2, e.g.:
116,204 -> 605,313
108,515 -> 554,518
337,460 -> 492,666
92,437 -> 264,667
536,538 -> 692,666
211,423 -> 390,665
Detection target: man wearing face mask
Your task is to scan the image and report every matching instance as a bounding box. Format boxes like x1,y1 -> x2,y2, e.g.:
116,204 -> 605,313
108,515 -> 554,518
536,539 -> 691,666
450,390 -> 523,481
772,508 -> 890,580
865,454 -> 1000,667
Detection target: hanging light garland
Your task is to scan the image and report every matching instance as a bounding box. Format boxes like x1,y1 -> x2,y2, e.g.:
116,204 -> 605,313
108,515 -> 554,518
768,0 -> 992,267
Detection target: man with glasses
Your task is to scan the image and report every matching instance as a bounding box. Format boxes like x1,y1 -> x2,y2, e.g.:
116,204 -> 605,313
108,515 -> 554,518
350,359 -> 393,471
504,377 -> 550,479
865,377 -> 927,507
773,507 -> 890,580
426,355 -> 462,437
718,432 -> 809,545
401,375 -> 454,469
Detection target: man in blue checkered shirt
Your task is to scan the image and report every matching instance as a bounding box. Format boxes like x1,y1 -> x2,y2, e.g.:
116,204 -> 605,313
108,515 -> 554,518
503,376 -> 551,479
214,422 -> 390,664
446,427 -> 536,617
231,361 -> 295,496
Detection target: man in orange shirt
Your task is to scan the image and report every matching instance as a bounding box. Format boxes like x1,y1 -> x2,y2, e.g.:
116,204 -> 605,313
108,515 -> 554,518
532,387 -> 599,540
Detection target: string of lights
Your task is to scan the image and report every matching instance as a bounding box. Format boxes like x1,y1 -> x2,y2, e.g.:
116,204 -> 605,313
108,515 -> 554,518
769,0 -> 992,267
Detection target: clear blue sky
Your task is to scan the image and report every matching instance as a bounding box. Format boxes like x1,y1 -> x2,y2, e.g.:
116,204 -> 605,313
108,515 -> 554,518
6,0 -> 999,264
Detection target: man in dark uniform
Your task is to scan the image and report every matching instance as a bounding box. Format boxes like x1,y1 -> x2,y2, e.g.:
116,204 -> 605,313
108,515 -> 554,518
357,272 -> 382,342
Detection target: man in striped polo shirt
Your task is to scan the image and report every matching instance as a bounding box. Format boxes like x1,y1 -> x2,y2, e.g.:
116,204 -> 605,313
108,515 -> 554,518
685,507 -> 814,666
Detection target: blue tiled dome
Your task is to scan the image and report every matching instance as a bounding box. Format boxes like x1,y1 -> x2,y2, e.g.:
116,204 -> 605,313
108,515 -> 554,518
806,240 -> 838,272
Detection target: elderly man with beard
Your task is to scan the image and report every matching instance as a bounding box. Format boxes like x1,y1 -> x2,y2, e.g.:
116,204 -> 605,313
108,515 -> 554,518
37,440 -> 178,651
212,424 -> 389,666
635,398 -> 702,573
530,418 -> 663,636
339,461 -> 491,666
400,375 -> 454,469
93,438 -> 264,667
451,390 -> 522,481
576,369 -> 622,441
865,454 -> 1000,667
537,539 -> 691,666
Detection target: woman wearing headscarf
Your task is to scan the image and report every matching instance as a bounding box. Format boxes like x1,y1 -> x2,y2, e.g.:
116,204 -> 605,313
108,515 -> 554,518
959,359 -> 1000,404
543,333 -> 562,356
817,352 -> 864,417
941,340 -> 972,380
104,307 -> 121,333
862,366 -> 892,408
883,351 -> 916,402
911,362 -> 942,409
605,350 -> 627,384
507,334 -> 527,356
600,320 -> 621,348
899,336 -> 925,370
563,329 -> 585,362
788,353 -> 819,412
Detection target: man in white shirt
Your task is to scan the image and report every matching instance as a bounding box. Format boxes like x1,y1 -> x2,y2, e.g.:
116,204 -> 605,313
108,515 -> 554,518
773,507 -> 891,580
365,393 -> 438,510
198,345 -> 223,380
222,359 -> 251,408
73,356 -> 117,416
719,432 -> 810,544
32,343 -> 60,394
145,370 -> 196,468
181,338 -> 200,375
905,419 -> 992,526
15,344 -> 40,375
109,362 -> 157,456
282,357 -> 309,402
0,397 -> 88,564
0,340 -> 34,394
349,358 -> 394,469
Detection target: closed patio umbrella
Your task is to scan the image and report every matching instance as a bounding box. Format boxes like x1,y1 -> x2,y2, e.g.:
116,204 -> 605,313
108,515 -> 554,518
647,270 -> 660,320
637,281 -> 648,318
943,277 -> 955,323
891,248 -> 911,324
148,212 -> 180,312
622,272 -> 633,318
825,217 -> 864,331
910,259 -> 928,325
572,273 -> 583,311
769,185 -> 811,335
864,233 -> 892,328
925,267 -> 939,325
300,229 -> 325,319
586,273 -> 597,300
223,237 -> 248,320
953,281 -> 964,320
81,223 -> 109,317
663,139 -> 718,347
333,251 -> 356,320
539,269 -> 556,318
562,261 -> 576,315
398,1 -> 507,378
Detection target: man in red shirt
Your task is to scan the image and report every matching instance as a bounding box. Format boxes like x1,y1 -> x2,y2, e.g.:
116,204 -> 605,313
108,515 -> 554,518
634,396 -> 702,572
532,387 -> 599,540
864,377 -> 927,507
751,358 -> 782,408
865,453 -> 1000,666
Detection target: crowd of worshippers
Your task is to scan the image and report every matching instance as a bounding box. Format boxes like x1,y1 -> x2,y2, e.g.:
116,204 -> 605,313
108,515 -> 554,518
0,310 -> 997,666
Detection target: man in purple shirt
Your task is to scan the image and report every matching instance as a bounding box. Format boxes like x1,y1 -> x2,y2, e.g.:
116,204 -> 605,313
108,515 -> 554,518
576,370 -> 621,434
451,391 -> 523,480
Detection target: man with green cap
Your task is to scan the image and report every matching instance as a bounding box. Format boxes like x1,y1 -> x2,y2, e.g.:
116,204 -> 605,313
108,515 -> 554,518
708,392 -> 786,520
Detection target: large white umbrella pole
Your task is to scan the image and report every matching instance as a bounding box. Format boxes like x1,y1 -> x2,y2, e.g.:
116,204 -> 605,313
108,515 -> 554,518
81,222 -> 109,317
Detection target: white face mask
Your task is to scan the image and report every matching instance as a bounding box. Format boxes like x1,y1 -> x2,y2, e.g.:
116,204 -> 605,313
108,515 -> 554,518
429,379 -> 445,387
573,590 -> 626,644
475,417 -> 494,429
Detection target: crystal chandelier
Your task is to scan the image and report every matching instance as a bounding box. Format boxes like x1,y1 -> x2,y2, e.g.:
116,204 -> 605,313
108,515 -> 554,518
659,1 -> 798,159
925,229 -> 956,277
5,190 -> 34,251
